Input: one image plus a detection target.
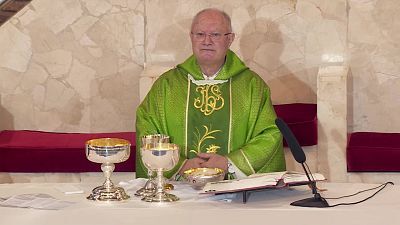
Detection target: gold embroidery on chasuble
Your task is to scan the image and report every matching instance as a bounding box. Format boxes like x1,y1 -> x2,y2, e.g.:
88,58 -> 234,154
186,75 -> 231,159
194,85 -> 225,116
189,125 -> 221,155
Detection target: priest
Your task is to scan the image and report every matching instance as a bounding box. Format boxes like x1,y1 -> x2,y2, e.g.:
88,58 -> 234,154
136,8 -> 285,179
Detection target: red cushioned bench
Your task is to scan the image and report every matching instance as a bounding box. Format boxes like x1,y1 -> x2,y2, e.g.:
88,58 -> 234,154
347,132 -> 400,172
0,130 -> 136,172
274,103 -> 317,147
0,103 -> 316,173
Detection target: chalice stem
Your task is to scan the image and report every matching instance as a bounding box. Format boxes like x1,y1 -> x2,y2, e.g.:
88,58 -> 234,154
147,169 -> 154,180
101,163 -> 115,189
145,169 -> 155,188
156,169 -> 165,194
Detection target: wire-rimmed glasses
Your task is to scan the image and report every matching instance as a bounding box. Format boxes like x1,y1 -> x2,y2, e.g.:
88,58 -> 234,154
191,32 -> 233,42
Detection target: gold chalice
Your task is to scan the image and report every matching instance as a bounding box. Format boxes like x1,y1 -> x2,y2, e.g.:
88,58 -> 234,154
135,134 -> 170,197
85,138 -> 130,201
141,142 -> 180,202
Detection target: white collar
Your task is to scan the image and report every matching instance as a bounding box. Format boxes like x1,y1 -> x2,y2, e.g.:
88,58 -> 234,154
188,74 -> 228,85
202,66 -> 222,80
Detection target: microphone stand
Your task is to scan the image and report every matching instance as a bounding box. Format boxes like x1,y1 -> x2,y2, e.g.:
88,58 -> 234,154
290,162 -> 329,208
275,117 -> 329,208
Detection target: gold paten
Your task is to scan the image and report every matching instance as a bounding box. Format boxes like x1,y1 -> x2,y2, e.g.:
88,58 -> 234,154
183,167 -> 225,190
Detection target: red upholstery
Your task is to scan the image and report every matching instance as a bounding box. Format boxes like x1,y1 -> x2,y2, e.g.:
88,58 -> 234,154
0,103 -> 316,172
0,130 -> 136,172
347,132 -> 400,172
274,103 -> 317,146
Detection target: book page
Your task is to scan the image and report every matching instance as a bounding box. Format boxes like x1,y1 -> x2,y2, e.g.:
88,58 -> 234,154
201,172 -> 284,194
283,172 -> 325,184
201,171 -> 325,194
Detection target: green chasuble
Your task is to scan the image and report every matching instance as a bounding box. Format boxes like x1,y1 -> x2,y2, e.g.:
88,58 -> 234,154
135,50 -> 285,179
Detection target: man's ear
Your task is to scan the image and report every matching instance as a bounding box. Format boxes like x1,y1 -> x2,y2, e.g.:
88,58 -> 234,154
228,33 -> 235,46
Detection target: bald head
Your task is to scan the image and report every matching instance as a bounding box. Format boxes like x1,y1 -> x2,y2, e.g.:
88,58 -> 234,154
191,8 -> 232,33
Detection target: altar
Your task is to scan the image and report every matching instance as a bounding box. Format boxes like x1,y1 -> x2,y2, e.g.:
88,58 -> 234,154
0,176 -> 398,225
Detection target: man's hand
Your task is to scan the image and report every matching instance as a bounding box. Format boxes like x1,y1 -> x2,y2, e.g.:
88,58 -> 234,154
198,153 -> 228,172
179,157 -> 206,175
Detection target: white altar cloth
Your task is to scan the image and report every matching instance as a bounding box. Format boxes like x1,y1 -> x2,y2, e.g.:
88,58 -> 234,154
0,180 -> 398,225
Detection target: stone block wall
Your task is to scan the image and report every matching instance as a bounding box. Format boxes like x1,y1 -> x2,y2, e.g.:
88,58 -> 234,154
1,0 -> 400,183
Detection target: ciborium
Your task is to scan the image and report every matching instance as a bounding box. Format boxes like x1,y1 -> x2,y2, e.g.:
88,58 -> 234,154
141,142 -> 179,202
135,134 -> 170,197
85,138 -> 130,201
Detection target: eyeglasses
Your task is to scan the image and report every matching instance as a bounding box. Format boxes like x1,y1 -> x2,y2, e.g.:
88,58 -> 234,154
191,32 -> 232,41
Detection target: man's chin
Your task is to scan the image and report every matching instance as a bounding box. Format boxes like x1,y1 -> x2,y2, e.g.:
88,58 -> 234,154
197,57 -> 216,65
197,52 -> 216,61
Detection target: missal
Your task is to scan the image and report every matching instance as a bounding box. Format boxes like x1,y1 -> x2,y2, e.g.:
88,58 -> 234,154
200,171 -> 325,194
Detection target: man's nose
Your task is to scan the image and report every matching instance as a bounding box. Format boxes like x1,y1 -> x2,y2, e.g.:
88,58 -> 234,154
202,34 -> 213,44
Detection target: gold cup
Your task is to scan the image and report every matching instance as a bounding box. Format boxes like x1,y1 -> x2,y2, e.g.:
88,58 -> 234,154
85,138 -> 130,201
135,134 -> 170,197
141,142 -> 180,202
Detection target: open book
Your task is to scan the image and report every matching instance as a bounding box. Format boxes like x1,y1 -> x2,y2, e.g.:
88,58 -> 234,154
200,171 -> 325,194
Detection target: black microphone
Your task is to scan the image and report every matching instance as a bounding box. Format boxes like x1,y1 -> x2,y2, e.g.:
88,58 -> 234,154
275,118 -> 306,164
275,118 -> 329,208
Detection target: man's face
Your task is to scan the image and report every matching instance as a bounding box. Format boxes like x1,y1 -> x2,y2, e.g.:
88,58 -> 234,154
190,11 -> 234,67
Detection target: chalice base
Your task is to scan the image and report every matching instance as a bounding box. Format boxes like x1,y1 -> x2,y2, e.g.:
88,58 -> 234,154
87,185 -> 130,201
135,186 -> 155,197
142,192 -> 179,202
135,181 -> 174,197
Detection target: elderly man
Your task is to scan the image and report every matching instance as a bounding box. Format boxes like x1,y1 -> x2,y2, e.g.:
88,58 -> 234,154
136,8 -> 285,179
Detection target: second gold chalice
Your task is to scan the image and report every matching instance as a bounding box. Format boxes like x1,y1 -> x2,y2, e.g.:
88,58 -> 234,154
135,134 -> 170,197
141,142 -> 180,202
